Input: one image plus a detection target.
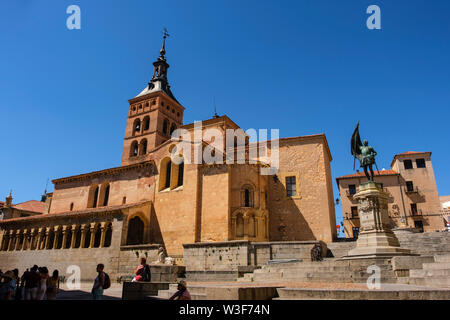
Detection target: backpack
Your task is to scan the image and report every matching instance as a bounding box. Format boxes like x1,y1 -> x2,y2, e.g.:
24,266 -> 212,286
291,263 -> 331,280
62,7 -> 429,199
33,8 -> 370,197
142,265 -> 151,282
103,272 -> 111,290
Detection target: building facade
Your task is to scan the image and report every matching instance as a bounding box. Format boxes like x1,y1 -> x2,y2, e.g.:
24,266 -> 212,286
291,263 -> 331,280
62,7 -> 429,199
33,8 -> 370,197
337,151 -> 446,238
0,39 -> 336,279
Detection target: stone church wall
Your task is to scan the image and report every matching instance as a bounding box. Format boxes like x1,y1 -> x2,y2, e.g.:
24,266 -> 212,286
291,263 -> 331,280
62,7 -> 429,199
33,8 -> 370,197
0,219 -> 160,281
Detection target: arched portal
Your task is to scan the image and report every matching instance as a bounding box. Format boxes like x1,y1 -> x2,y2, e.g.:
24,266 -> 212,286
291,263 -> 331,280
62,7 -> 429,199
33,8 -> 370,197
126,216 -> 145,245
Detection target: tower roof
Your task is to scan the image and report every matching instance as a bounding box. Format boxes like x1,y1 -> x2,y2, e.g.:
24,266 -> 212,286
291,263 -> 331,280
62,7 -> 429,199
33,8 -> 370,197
136,29 -> 179,103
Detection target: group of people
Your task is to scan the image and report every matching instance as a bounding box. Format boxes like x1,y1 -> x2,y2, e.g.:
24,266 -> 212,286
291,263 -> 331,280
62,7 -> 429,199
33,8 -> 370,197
0,265 -> 60,300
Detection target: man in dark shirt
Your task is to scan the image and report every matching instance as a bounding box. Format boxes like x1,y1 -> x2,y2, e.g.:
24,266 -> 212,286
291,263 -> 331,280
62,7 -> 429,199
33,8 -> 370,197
23,265 -> 40,300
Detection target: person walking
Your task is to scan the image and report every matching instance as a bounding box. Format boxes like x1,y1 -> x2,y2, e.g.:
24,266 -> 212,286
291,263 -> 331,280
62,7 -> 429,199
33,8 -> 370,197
92,264 -> 105,300
46,270 -> 60,300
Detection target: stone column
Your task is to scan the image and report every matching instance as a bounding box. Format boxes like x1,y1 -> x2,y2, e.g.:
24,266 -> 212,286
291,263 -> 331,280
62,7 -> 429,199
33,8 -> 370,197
15,230 -> 22,250
243,216 -> 249,237
8,231 -> 15,251
61,226 -> 68,249
70,225 -> 77,248
36,228 -> 43,250
99,222 -> 106,248
53,226 -> 60,249
344,182 -> 412,259
29,228 -> 36,250
1,233 -> 9,251
44,227 -> 51,249
21,229 -> 28,250
89,223 -> 96,248
80,225 -> 87,248
230,216 -> 236,239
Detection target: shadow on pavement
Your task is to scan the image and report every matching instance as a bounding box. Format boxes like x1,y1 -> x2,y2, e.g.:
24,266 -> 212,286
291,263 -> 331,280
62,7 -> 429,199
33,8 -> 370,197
57,289 -> 121,300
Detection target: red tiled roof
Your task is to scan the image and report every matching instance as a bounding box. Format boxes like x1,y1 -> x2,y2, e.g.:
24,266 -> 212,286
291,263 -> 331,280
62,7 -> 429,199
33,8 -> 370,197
391,151 -> 431,167
0,200 -> 151,224
13,200 -> 45,213
336,169 -> 399,180
395,151 -> 429,156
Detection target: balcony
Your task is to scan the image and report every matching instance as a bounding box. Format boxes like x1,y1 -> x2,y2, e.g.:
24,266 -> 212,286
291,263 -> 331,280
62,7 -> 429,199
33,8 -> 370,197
409,209 -> 423,217
345,190 -> 357,198
404,186 -> 419,194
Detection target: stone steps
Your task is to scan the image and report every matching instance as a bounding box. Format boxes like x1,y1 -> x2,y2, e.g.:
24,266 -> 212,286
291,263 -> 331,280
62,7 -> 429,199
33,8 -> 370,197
434,255 -> 450,263
404,253 -> 450,288
275,287 -> 450,300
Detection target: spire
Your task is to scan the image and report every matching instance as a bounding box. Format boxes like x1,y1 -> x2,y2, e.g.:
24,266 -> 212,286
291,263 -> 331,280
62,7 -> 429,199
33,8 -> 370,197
136,28 -> 178,103
213,97 -> 219,118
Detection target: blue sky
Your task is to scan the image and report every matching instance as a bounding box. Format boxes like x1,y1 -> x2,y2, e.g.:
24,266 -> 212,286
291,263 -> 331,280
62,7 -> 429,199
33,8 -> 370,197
1,1 -> 449,236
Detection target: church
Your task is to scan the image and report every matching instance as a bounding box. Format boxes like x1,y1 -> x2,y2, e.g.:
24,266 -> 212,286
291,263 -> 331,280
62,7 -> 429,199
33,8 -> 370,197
0,36 -> 336,280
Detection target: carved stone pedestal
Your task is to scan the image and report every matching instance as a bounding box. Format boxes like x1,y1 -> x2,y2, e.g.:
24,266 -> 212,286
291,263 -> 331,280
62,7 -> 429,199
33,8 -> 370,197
343,182 -> 413,259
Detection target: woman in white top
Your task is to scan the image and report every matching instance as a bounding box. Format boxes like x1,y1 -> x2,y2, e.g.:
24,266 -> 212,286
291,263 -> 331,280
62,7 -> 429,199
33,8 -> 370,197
37,267 -> 49,300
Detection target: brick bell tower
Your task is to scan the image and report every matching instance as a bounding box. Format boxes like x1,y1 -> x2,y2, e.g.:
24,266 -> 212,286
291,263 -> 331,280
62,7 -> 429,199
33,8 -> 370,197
121,30 -> 185,166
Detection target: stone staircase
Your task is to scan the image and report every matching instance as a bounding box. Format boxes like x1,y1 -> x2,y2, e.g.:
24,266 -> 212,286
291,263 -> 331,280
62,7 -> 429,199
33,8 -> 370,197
395,231 -> 450,256
237,258 -> 398,284
401,254 -> 450,288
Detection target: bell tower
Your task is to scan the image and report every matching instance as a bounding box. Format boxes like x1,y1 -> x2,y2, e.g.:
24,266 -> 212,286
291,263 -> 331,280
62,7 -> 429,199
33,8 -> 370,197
121,30 -> 185,166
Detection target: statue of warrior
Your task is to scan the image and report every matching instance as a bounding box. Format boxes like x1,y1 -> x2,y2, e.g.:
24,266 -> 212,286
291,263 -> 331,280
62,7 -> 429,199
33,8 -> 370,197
351,121 -> 378,181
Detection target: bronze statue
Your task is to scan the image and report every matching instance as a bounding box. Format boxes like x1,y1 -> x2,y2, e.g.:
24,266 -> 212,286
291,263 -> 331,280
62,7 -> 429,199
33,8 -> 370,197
351,121 -> 378,181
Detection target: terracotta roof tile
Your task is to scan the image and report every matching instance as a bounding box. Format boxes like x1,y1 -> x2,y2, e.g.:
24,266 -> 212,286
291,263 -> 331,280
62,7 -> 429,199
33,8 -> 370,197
0,200 -> 151,224
395,151 -> 429,156
13,200 -> 45,213
336,169 -> 398,180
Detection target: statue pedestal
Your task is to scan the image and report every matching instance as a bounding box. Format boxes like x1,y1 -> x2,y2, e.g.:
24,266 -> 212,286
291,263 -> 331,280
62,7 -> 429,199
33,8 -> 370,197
343,182 -> 413,259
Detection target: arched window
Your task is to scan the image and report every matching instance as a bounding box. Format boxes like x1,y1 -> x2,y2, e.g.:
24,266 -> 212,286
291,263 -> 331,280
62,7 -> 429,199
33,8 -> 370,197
177,161 -> 184,187
103,185 -> 110,206
94,225 -> 102,248
104,223 -> 112,247
241,185 -> 254,208
65,226 -> 72,249
84,227 -> 91,248
236,214 -> 244,237
162,119 -> 169,135
126,216 -> 145,245
133,118 -> 141,135
92,186 -> 99,208
70,203 -> 74,211
170,123 -> 177,135
245,189 -> 250,207
143,116 -> 150,131
139,139 -> 147,155
165,160 -> 172,189
130,140 -> 139,157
